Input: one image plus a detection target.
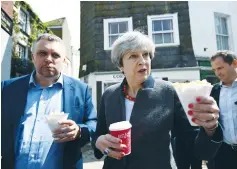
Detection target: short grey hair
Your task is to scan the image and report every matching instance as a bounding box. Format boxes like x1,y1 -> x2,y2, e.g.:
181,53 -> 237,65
31,33 -> 65,54
111,31 -> 155,68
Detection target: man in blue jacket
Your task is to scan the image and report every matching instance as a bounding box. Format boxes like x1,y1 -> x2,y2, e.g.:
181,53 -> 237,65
1,33 -> 97,169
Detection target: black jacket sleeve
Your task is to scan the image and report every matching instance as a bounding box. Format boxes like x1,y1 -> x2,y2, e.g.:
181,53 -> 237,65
172,86 -> 223,161
92,92 -> 108,159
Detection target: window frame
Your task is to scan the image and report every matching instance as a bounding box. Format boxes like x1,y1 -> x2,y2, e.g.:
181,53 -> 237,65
214,13 -> 231,51
147,13 -> 180,47
103,17 -> 133,50
16,43 -> 27,59
19,8 -> 27,32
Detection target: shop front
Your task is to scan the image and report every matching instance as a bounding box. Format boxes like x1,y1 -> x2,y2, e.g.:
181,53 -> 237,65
80,67 -> 202,111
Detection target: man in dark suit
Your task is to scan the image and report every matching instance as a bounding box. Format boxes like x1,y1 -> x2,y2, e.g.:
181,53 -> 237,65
208,51 -> 237,169
1,33 -> 97,169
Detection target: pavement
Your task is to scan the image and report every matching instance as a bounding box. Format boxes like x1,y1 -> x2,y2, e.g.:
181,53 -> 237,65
82,144 -> 104,169
82,144 -> 208,169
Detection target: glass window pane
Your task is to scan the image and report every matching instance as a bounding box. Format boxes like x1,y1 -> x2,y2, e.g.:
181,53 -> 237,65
163,33 -> 174,43
109,23 -> 118,34
15,45 -> 19,55
152,20 -> 162,31
20,10 -> 27,31
20,10 -> 27,22
222,36 -> 229,50
163,19 -> 173,31
21,49 -> 24,58
118,22 -> 128,33
214,16 -> 218,32
221,17 -> 228,35
152,34 -> 163,44
215,16 -> 221,34
20,46 -> 25,59
109,35 -> 119,47
19,47 -> 23,57
19,21 -> 24,30
216,35 -> 222,50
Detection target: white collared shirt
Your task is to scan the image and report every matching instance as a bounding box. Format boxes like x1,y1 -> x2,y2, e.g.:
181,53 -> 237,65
219,79 -> 237,144
125,98 -> 134,121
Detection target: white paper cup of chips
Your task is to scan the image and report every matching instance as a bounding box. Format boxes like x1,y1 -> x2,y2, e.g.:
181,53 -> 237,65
45,112 -> 69,133
173,80 -> 213,126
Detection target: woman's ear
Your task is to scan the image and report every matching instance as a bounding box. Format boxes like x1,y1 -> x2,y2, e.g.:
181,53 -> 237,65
119,67 -> 124,74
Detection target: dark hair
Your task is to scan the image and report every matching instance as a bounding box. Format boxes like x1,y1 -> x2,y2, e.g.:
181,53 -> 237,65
211,50 -> 236,65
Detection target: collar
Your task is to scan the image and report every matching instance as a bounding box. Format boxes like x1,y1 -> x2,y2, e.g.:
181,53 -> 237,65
120,75 -> 155,90
29,70 -> 64,88
220,77 -> 237,87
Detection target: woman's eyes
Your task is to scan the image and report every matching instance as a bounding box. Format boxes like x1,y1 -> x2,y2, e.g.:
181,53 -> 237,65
130,55 -> 137,59
143,52 -> 149,58
129,53 -> 150,59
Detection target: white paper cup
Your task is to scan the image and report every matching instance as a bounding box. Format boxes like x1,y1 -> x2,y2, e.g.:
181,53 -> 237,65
173,82 -> 213,126
45,113 -> 69,133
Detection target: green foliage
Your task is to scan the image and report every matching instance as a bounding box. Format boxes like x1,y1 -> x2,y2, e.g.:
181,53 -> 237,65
14,1 -> 53,46
13,11 -> 20,33
163,2 -> 170,13
11,56 -> 34,78
144,1 -> 152,7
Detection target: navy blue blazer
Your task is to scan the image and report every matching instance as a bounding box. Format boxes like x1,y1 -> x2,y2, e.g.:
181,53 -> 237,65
1,74 -> 97,169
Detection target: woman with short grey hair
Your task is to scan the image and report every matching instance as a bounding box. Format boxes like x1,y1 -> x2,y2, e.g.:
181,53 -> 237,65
111,31 -> 155,68
93,31 -> 222,169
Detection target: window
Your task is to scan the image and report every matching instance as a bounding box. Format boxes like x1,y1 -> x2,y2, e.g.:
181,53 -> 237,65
104,17 -> 133,50
214,14 -> 229,50
147,13 -> 180,47
19,9 -> 27,32
16,43 -> 26,59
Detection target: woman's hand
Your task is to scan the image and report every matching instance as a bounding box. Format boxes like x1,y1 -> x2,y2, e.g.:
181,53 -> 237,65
188,96 -> 219,136
95,134 -> 126,160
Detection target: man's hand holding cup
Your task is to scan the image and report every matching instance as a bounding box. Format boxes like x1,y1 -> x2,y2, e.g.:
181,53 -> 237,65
45,112 -> 80,142
52,119 -> 81,142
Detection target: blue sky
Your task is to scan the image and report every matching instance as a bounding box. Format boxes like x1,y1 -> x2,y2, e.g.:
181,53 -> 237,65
26,0 -> 81,49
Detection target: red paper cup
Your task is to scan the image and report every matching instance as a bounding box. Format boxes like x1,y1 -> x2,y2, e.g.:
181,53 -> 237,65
109,121 -> 132,155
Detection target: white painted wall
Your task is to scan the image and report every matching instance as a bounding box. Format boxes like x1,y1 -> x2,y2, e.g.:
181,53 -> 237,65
188,1 -> 237,57
151,67 -> 200,82
1,29 -> 12,80
71,47 -> 80,78
62,19 -> 72,60
61,19 -> 77,77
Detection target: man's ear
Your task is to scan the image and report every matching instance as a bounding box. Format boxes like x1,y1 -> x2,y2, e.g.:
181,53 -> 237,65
232,59 -> 237,67
31,54 -> 35,62
63,57 -> 68,66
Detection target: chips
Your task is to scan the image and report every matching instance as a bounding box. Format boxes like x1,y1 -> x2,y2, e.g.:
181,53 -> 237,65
172,80 -> 213,126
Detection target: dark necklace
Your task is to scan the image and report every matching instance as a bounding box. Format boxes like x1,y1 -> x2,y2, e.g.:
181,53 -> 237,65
123,85 -> 136,101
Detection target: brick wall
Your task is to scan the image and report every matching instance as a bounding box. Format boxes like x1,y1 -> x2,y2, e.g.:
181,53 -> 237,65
1,1 -> 13,18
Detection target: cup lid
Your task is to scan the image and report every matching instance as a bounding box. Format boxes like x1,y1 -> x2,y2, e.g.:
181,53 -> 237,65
109,121 -> 132,131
